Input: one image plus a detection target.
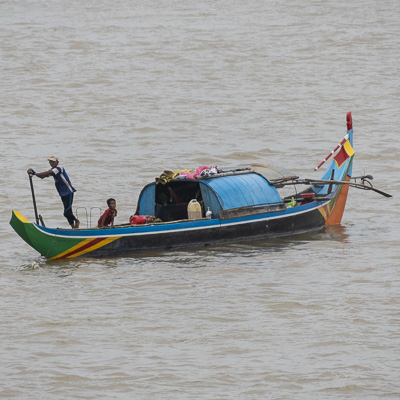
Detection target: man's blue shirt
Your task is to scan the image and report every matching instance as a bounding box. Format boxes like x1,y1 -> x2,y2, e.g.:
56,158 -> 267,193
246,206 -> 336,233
51,166 -> 76,197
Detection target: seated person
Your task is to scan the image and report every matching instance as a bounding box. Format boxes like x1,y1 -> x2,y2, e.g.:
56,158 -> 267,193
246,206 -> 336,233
130,215 -> 156,225
98,198 -> 118,228
168,186 -> 184,204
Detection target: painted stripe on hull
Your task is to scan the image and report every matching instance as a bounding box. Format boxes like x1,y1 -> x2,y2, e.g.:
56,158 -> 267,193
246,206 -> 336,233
35,219 -> 223,239
34,201 -> 331,241
49,236 -> 120,260
324,176 -> 350,225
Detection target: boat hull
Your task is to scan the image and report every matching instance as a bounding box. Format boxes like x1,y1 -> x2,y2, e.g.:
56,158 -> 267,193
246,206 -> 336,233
10,195 -> 338,259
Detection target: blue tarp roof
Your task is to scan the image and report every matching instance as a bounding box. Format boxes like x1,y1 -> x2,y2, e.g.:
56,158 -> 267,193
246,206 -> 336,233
137,172 -> 283,217
199,173 -> 283,210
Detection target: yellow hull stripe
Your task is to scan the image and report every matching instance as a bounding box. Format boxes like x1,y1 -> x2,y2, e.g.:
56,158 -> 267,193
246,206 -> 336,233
13,210 -> 31,223
49,236 -> 120,260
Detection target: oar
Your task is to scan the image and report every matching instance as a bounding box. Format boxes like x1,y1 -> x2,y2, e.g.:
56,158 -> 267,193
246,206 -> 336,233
28,173 -> 40,224
304,178 -> 392,198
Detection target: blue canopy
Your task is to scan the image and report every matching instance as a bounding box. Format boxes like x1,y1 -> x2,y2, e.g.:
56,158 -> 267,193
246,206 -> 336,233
137,172 -> 283,218
199,173 -> 283,217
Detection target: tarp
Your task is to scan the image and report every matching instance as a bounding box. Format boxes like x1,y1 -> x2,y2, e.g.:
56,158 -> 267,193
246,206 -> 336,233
136,172 -> 283,218
137,183 -> 155,215
199,173 -> 283,211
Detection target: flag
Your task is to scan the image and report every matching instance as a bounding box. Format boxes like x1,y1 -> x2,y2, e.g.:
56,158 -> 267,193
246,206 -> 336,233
334,140 -> 355,168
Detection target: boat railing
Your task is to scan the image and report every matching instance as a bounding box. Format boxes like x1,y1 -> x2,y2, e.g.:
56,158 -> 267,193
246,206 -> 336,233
76,207 -> 102,229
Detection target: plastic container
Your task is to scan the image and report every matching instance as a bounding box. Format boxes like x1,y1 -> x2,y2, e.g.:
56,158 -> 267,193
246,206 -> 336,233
287,197 -> 297,208
206,207 -> 212,219
301,193 -> 315,203
187,199 -> 202,220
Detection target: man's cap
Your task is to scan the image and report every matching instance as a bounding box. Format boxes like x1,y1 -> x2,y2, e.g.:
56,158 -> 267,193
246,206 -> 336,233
48,154 -> 59,162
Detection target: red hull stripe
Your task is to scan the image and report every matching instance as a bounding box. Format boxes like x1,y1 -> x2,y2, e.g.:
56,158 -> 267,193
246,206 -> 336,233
59,237 -> 108,259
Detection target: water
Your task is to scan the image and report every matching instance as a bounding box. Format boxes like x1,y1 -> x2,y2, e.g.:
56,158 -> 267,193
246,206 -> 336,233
1,0 -> 399,398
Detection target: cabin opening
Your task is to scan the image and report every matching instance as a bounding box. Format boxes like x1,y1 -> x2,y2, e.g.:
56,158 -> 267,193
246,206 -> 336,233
155,181 -> 203,221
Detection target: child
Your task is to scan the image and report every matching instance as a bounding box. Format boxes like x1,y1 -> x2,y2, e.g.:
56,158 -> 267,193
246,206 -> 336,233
98,198 -> 118,228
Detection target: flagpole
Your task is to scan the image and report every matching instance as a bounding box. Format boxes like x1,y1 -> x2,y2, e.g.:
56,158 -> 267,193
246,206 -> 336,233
314,134 -> 349,171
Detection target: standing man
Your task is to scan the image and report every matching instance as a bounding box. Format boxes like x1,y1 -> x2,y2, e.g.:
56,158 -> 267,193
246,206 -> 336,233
27,155 -> 80,229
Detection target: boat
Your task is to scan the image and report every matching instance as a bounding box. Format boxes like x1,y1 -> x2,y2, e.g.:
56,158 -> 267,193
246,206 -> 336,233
10,112 -> 391,260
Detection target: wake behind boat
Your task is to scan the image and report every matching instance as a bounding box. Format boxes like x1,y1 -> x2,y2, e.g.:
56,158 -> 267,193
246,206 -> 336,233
10,112 -> 391,260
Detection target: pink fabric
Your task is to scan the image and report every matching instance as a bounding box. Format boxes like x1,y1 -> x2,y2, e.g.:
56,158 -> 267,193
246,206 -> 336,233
179,166 -> 210,180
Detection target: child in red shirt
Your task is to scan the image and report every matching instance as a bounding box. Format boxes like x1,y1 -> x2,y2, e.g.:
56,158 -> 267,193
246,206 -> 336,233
98,198 -> 117,228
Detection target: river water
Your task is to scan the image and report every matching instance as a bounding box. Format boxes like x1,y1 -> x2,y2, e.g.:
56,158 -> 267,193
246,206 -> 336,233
1,0 -> 399,399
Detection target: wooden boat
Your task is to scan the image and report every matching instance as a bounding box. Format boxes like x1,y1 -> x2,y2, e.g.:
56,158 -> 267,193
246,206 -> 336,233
10,112 -> 389,260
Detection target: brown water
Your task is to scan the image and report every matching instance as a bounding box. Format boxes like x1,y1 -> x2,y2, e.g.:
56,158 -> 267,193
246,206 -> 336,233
1,0 -> 399,399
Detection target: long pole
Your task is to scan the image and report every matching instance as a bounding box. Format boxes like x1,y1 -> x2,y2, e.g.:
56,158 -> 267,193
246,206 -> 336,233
28,173 -> 40,224
304,179 -> 392,198
274,179 -> 392,198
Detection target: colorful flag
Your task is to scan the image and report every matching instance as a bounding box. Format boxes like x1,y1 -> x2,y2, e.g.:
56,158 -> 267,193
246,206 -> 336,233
334,140 -> 355,168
